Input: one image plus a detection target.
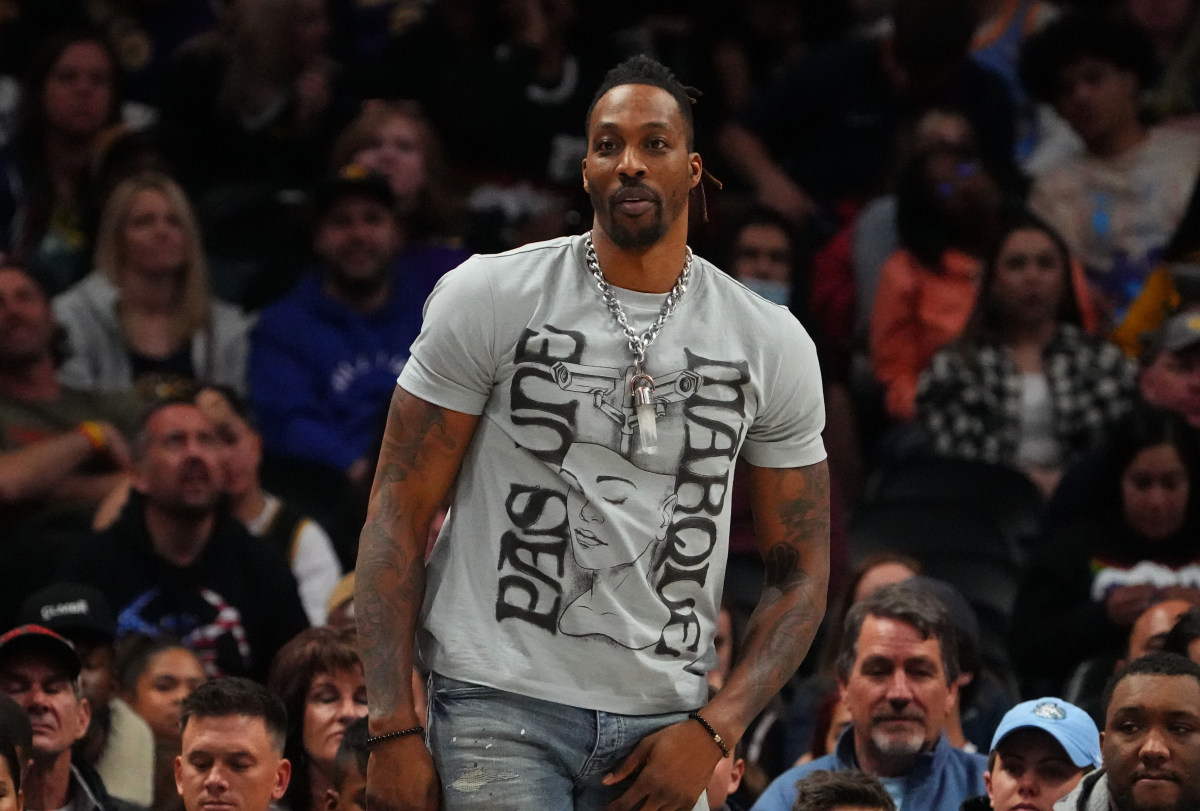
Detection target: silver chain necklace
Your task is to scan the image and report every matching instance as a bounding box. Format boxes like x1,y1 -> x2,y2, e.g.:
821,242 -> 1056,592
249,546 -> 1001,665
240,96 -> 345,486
584,231 -> 693,453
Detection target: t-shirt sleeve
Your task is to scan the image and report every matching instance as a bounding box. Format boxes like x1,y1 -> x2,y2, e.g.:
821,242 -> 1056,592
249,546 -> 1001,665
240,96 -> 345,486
397,257 -> 498,415
739,311 -> 826,468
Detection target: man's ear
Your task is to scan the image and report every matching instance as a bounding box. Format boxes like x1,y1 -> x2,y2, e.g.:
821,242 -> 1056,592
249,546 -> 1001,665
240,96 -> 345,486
946,674 -> 960,705
582,158 -> 589,193
174,755 -> 184,797
325,788 -> 340,811
728,757 -> 746,792
74,696 -> 92,742
273,758 -> 292,801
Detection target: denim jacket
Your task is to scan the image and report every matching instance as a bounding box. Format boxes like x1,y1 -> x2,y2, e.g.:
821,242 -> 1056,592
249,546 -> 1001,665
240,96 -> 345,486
750,729 -> 987,811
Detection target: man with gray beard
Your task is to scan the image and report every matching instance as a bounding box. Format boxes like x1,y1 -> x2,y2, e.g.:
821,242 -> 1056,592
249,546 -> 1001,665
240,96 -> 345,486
752,582 -> 986,811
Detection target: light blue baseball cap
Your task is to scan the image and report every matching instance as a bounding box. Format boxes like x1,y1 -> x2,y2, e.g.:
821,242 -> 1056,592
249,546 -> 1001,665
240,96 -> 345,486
989,697 -> 1101,768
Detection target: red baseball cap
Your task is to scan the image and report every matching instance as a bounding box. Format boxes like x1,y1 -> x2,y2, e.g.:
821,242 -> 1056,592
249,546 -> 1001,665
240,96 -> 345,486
0,624 -> 82,679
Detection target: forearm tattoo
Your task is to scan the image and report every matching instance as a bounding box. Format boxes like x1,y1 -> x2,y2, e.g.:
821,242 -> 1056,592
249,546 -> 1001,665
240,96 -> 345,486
356,390 -> 459,720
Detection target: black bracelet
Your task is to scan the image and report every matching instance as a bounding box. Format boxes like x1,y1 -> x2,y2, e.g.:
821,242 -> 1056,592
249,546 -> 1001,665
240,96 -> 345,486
365,726 -> 425,748
688,711 -> 730,758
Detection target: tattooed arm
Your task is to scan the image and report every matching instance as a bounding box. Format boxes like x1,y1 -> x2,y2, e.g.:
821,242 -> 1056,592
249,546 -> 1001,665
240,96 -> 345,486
604,460 -> 829,811
356,386 -> 480,811
708,460 -> 829,732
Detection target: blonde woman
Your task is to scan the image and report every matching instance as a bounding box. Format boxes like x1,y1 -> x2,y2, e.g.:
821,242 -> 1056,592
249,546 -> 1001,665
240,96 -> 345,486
52,171 -> 252,399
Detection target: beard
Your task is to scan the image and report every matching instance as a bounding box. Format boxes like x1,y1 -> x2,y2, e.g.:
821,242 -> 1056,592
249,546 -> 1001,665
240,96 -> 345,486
0,318 -> 53,368
327,245 -> 393,301
1111,777 -> 1200,811
588,184 -> 672,250
869,720 -> 927,760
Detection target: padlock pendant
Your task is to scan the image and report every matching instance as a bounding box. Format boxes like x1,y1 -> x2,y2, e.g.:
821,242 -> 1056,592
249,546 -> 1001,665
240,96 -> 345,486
631,373 -> 657,453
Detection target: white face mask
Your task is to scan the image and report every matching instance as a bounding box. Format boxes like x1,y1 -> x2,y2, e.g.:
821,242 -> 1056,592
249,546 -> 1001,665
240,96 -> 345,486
740,277 -> 791,306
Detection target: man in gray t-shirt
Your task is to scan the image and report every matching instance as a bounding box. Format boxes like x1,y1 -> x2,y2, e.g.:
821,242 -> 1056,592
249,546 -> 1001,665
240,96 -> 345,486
356,54 -> 830,811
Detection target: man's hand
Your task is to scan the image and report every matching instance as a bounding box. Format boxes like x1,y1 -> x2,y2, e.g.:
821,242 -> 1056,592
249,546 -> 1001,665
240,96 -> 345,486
1106,584 -> 1161,627
601,719 -> 721,811
365,735 -> 440,811
94,421 -> 132,468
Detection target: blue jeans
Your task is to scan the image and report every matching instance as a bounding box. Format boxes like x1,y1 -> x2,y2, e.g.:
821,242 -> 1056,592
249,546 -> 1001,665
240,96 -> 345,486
428,673 -> 710,810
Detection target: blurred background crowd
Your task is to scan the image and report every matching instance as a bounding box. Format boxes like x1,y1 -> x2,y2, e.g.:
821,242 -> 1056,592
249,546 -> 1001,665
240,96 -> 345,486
3,0 -> 1200,808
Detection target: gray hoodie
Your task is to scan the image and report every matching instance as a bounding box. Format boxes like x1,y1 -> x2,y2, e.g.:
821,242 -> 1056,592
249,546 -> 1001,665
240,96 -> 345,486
1054,770 -> 1115,810
52,273 -> 253,394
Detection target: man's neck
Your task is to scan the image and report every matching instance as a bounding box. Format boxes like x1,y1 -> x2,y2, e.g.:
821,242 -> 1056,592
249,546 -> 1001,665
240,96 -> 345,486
24,752 -> 75,811
854,734 -> 931,778
1087,119 -> 1147,160
0,355 -> 61,402
321,276 -> 393,315
145,505 -> 216,566
588,223 -> 691,294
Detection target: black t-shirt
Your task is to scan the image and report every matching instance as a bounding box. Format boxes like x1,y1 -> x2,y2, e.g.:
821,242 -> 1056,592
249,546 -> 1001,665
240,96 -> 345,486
66,493 -> 310,681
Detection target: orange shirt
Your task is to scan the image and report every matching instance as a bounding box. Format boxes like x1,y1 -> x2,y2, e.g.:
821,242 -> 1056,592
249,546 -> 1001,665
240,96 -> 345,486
870,248 -> 981,422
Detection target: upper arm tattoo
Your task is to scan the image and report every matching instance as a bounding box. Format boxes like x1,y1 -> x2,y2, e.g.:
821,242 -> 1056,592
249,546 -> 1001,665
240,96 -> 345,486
759,460 -> 829,566
356,388 -> 473,720
763,543 -> 804,591
373,388 -> 453,487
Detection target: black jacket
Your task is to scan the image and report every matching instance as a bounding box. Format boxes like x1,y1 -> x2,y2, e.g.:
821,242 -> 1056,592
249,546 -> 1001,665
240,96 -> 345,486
72,757 -> 144,811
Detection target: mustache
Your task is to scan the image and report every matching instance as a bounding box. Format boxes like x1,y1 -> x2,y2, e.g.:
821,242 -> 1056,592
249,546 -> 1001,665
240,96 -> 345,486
1134,769 -> 1182,783
610,184 -> 661,205
871,713 -> 924,724
179,459 -> 212,478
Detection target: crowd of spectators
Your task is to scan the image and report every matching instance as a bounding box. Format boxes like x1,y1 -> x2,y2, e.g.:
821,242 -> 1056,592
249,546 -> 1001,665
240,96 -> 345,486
5,0 -> 1200,809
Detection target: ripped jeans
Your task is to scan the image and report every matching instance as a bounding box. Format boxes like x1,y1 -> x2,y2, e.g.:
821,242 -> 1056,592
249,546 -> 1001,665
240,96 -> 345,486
427,673 -> 709,811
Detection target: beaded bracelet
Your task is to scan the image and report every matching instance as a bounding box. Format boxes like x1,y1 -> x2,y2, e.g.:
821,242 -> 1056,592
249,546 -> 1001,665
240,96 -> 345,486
688,711 -> 730,758
365,725 -> 425,748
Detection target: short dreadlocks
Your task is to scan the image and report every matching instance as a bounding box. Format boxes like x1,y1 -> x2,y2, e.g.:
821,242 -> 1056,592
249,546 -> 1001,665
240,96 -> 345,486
585,55 -> 696,150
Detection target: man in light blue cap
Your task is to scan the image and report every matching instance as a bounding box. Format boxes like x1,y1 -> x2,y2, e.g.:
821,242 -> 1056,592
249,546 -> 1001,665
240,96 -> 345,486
960,697 -> 1100,811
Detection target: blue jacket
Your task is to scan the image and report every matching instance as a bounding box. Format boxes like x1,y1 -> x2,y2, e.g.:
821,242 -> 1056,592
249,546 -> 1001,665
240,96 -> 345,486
249,245 -> 466,470
751,729 -> 986,811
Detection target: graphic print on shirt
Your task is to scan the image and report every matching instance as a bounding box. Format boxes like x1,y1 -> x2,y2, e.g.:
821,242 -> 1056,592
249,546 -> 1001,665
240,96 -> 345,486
115,587 -> 251,678
1090,558 -> 1200,601
496,324 -> 749,659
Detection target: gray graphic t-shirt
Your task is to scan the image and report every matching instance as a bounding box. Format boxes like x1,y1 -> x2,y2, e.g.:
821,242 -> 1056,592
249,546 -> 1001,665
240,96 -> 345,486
399,235 -> 826,715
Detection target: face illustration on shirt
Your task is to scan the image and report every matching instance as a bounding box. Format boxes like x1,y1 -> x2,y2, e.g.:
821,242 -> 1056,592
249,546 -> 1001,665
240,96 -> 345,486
560,442 -> 677,571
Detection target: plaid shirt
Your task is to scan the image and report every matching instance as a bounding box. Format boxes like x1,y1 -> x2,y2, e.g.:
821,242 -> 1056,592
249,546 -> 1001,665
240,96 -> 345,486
915,325 -> 1136,466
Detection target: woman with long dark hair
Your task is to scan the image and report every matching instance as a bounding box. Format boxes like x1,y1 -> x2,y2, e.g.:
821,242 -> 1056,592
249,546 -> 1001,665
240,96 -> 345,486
1012,406 -> 1200,691
0,30 -> 122,294
916,213 -> 1136,494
